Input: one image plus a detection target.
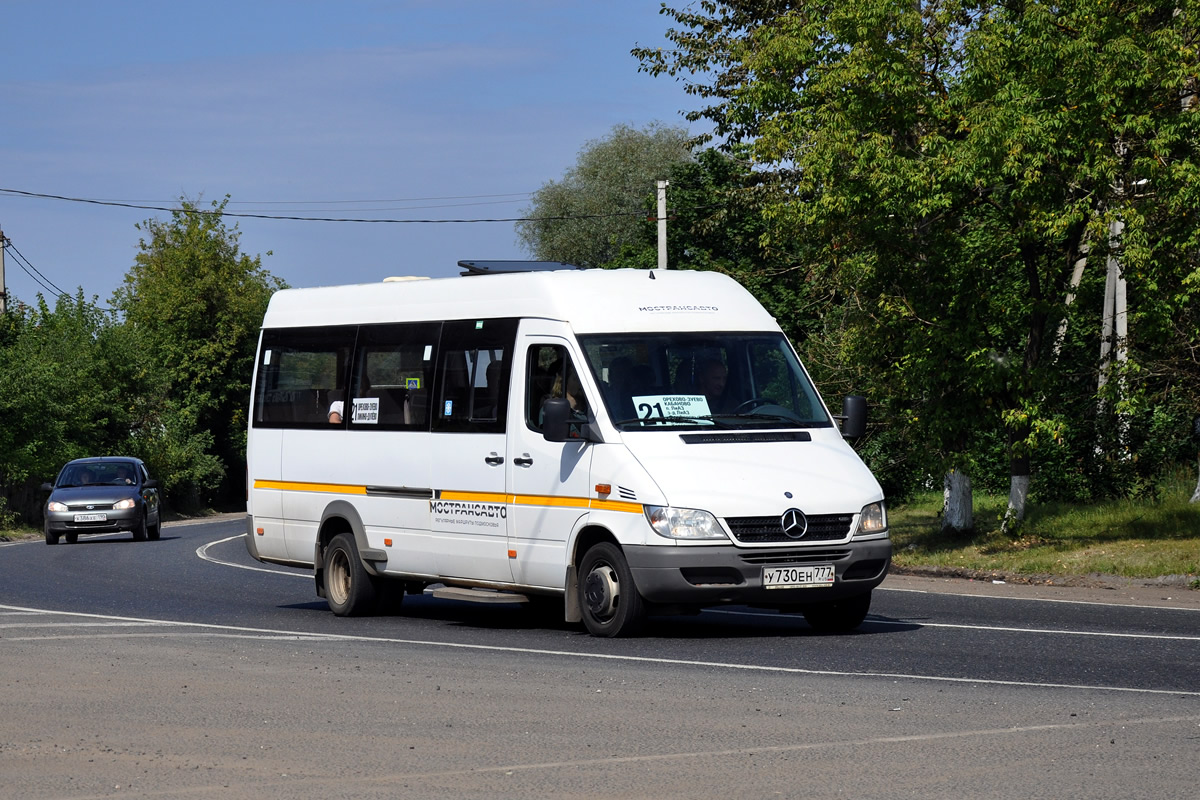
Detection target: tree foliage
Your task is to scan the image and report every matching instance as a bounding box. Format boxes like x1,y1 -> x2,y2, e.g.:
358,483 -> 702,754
0,197 -> 284,524
516,123 -> 694,266
112,197 -> 285,507
636,0 -> 1200,518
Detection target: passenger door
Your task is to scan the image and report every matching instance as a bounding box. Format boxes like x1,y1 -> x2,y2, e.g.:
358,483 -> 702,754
506,327 -> 595,590
428,318 -> 518,583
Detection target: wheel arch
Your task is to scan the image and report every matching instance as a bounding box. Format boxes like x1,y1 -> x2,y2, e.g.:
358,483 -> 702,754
564,522 -> 622,623
314,500 -> 384,589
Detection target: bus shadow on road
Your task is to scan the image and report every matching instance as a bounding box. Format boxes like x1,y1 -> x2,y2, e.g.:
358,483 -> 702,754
281,595 -> 922,639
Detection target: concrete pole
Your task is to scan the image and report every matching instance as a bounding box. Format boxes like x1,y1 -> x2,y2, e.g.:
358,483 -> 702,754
656,180 -> 669,270
0,227 -> 7,314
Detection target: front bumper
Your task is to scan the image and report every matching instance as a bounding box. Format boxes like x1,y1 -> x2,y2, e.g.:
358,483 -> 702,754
624,538 -> 892,607
45,507 -> 144,535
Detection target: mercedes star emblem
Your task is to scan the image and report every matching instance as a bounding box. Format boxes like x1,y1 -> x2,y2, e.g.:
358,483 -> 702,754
780,508 -> 808,539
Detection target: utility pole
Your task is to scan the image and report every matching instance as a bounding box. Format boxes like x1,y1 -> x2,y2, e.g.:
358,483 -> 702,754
0,226 -> 7,314
656,180 -> 669,269
1098,217 -> 1129,448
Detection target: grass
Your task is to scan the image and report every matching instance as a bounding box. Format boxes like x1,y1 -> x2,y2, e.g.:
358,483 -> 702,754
889,471 -> 1200,586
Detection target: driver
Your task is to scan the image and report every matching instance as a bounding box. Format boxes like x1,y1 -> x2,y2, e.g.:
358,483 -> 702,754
697,358 -> 730,413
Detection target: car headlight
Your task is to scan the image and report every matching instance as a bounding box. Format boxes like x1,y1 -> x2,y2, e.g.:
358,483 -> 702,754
644,506 -> 729,540
47,501 -> 68,512
856,501 -> 888,536
113,498 -> 136,510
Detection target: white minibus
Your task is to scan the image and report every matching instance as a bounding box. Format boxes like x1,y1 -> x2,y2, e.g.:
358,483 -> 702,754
245,264 -> 890,637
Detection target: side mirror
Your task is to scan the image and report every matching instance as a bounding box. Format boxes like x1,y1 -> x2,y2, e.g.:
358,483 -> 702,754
840,395 -> 867,439
143,479 -> 159,490
40,482 -> 53,492
542,397 -> 571,442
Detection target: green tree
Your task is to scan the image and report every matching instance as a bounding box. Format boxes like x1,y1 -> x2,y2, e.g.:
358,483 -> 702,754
516,123 -> 694,266
637,0 -> 1200,529
112,197 -> 285,508
0,293 -> 123,520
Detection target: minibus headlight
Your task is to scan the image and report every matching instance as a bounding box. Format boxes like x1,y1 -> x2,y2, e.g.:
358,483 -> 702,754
856,501 -> 888,536
644,506 -> 729,540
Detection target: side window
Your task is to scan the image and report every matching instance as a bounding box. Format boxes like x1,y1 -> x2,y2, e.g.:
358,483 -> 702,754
432,318 -> 518,433
253,326 -> 356,428
347,323 -> 439,430
526,344 -> 589,433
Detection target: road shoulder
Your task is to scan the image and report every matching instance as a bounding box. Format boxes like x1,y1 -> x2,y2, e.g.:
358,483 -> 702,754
884,570 -> 1200,610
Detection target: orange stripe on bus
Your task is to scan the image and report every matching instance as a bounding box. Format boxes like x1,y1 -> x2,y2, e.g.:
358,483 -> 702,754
254,481 -> 644,514
253,480 -> 366,495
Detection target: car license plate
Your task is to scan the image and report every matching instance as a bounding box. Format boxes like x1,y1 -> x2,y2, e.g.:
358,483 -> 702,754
763,564 -> 834,589
73,513 -> 107,523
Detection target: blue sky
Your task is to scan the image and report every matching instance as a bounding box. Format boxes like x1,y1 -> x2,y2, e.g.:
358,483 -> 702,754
1,0 -> 699,306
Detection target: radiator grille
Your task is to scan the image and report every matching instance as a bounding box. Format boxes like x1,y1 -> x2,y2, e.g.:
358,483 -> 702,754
724,513 -> 853,544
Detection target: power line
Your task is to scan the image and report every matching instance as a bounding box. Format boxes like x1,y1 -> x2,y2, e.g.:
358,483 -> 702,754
0,188 -> 647,224
1,237 -> 113,312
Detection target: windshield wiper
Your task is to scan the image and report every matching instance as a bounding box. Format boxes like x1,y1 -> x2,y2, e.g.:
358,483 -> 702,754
613,415 -> 731,428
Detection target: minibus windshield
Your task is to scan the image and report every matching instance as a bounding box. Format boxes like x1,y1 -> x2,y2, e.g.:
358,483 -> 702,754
578,332 -> 833,431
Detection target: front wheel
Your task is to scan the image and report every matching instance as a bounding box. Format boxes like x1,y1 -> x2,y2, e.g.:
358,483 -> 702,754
132,516 -> 147,542
324,532 -> 378,616
45,529 -> 60,545
578,542 -> 645,637
801,591 -> 872,633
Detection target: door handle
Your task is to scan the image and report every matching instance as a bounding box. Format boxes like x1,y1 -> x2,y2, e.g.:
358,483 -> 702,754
484,453 -> 504,466
513,455 -> 534,467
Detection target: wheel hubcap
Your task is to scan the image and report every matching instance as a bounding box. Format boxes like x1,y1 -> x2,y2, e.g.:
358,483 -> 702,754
329,552 -> 350,605
583,565 -> 619,619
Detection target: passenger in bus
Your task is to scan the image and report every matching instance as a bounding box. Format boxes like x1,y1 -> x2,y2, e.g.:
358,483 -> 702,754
327,399 -> 343,423
479,360 -> 504,419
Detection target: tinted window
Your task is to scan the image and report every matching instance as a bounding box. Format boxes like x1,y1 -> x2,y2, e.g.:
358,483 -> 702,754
432,319 -> 518,434
346,323 -> 440,430
253,327 -> 356,428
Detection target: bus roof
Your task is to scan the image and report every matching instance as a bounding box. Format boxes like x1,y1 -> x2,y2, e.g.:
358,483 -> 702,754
260,268 -> 780,334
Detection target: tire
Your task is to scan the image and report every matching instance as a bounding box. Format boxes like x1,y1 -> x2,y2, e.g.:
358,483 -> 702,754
132,515 -> 148,542
45,529 -> 60,545
65,533 -> 79,544
147,520 -> 161,541
578,542 -> 645,638
801,591 -> 872,633
324,532 -> 378,616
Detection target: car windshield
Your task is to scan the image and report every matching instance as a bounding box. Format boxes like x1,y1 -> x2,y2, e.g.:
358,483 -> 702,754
577,331 -> 832,431
59,462 -> 138,487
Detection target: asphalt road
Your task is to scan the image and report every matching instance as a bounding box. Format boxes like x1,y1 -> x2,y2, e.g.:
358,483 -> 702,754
2,517 -> 1197,799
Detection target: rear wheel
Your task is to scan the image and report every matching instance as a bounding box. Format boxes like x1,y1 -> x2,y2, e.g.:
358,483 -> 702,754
578,542 -> 645,638
801,591 -> 872,633
324,532 -> 378,616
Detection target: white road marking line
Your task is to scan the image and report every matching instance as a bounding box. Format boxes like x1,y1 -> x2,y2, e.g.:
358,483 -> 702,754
706,608 -> 1200,642
869,617 -> 1200,641
2,603 -> 1197,697
196,534 -> 307,577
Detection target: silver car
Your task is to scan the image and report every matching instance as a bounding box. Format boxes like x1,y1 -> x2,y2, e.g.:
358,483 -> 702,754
42,457 -> 162,544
